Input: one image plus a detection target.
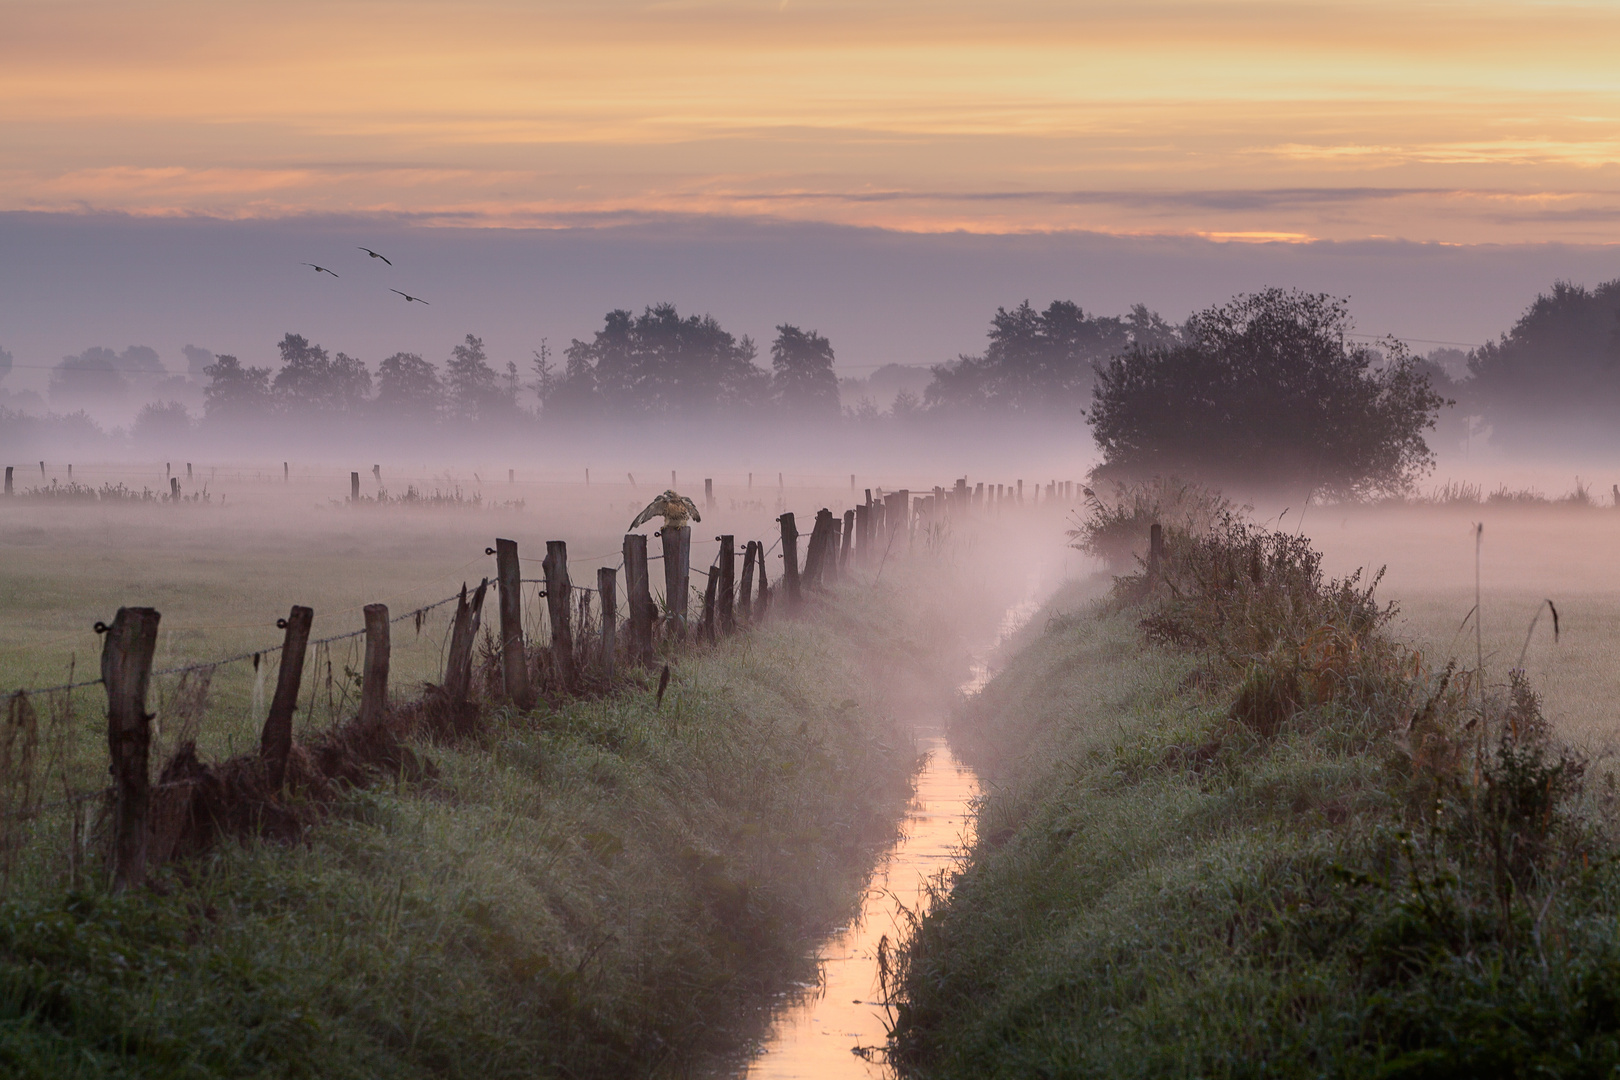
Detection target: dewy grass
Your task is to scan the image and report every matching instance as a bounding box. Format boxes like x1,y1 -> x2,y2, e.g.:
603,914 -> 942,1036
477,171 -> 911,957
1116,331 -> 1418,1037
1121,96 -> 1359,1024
0,577 -> 946,1079
890,512 -> 1620,1079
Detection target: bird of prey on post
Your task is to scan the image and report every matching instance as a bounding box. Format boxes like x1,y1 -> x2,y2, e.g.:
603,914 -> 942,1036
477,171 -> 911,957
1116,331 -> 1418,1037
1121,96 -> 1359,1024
630,490 -> 701,531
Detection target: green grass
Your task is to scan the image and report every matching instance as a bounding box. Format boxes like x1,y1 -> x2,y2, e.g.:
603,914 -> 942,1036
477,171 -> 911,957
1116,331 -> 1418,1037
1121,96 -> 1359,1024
891,537 -> 1620,1077
0,575 -> 951,1078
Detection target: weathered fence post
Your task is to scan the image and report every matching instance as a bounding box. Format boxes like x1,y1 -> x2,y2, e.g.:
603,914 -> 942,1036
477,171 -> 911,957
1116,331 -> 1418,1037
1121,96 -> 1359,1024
260,605 -> 313,790
543,541 -> 575,686
283,461 -> 288,483
840,510 -> 854,568
662,526 -> 691,637
1148,522 -> 1164,583
350,471 -> 360,503
778,512 -> 801,606
3,466 -> 11,495
803,508 -> 835,587
624,533 -> 654,663
493,538 -> 534,708
854,503 -> 870,564
700,563 -> 719,644
372,464 -> 381,484
598,567 -> 618,681
705,477 -> 714,509
443,580 -> 489,707
757,538 -> 771,613
169,477 -> 180,500
717,535 -> 736,634
102,606 -> 160,892
738,541 -> 757,620
359,603 -> 390,724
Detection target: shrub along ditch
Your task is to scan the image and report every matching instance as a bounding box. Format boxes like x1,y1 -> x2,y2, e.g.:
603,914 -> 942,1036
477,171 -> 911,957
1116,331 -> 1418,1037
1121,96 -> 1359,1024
0,576 -> 954,1079
890,506 -> 1620,1078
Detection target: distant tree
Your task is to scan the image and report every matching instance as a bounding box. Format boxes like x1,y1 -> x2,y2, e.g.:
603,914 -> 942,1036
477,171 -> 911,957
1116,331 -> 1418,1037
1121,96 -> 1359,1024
0,345 -> 13,383
50,349 -> 128,405
117,346 -> 164,378
445,334 -> 514,421
1089,289 -> 1447,498
891,388 -> 921,418
376,352 -> 444,422
562,304 -> 767,417
132,400 -> 192,442
1466,278 -> 1620,435
181,344 -> 214,379
770,325 -> 840,418
924,300 -> 1165,416
272,333 -> 371,414
201,354 -> 273,418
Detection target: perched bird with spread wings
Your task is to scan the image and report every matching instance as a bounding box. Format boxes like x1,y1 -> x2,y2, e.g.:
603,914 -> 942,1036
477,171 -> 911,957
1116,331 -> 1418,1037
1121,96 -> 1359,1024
630,490 -> 701,531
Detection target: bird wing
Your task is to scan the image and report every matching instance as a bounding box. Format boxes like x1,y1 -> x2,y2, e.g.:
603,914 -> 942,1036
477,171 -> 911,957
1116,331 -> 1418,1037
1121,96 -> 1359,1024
680,496 -> 701,523
379,254 -> 393,265
630,497 -> 665,529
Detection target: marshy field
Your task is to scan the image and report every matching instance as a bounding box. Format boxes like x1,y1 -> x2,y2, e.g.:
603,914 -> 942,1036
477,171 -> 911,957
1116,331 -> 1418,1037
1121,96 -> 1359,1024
6,462 -> 1620,1078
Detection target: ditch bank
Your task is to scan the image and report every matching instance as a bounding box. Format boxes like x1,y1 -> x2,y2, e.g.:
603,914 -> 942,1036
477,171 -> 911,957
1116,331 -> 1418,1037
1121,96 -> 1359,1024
0,572 -> 968,1079
890,519 -> 1620,1078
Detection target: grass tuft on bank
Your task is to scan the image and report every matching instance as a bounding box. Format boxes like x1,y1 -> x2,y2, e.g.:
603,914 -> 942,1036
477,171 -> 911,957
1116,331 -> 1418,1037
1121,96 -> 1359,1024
0,578 -> 950,1079
891,509 -> 1620,1078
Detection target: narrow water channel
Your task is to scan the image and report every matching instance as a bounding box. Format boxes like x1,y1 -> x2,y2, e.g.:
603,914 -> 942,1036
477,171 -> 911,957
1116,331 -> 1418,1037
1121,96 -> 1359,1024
744,595 -> 1042,1078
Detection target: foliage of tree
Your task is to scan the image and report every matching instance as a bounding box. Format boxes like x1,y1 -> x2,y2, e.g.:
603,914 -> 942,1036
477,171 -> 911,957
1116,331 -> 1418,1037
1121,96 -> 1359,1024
559,305 -> 767,417
271,334 -> 371,414
201,355 -> 272,418
1466,278 -> 1620,425
445,334 -> 518,422
132,400 -> 192,442
1089,289 -> 1447,497
770,325 -> 839,417
924,300 -> 1175,416
50,349 -> 129,404
376,352 -> 444,422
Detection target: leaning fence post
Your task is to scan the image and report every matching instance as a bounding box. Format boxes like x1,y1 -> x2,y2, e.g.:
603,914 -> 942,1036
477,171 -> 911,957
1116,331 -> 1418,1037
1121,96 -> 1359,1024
493,538 -> 534,708
757,538 -> 771,614
543,541 -> 575,686
359,604 -> 390,724
738,541 -> 757,621
443,580 -> 489,706
662,526 -> 691,637
260,605 -> 313,789
598,567 -> 618,681
779,512 -> 801,607
700,562 -> 720,644
624,533 -> 655,663
102,606 -> 160,892
717,535 -> 736,634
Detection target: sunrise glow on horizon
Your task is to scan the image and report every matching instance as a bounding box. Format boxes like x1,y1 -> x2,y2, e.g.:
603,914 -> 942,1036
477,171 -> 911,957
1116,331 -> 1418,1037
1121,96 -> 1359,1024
5,0 -> 1620,244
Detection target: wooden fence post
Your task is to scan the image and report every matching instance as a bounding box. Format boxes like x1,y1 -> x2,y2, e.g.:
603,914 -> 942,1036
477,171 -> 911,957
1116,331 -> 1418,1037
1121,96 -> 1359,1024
853,503 -> 868,563
779,512 -> 800,606
700,563 -> 719,643
260,605 -> 313,788
705,478 -> 714,509
543,542 -> 575,686
3,466 -> 11,496
662,526 -> 691,637
169,478 -> 180,500
717,535 -> 736,634
756,538 -> 771,613
803,508 -> 835,587
350,472 -> 360,503
624,533 -> 654,663
493,538 -> 534,708
101,606 -> 160,892
359,604 -> 390,724
598,567 -> 618,681
283,461 -> 288,483
443,579 -> 489,707
738,541 -> 757,620
840,510 -> 854,568
1148,522 -> 1164,582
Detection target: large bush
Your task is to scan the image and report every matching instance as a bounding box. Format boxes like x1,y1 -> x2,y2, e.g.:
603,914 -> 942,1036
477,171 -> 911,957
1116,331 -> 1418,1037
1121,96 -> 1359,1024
1089,289 -> 1447,498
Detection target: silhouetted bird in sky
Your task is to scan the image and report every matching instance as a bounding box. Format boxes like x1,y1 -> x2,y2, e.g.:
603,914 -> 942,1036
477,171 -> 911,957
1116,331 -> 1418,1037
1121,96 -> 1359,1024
390,289 -> 429,305
301,263 -> 339,277
358,246 -> 393,266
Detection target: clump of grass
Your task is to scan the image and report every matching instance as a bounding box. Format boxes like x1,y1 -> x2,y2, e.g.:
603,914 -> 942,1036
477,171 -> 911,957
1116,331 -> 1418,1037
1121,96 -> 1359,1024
889,500 -> 1620,1078
343,485 -> 525,511
1066,477 -> 1238,571
14,481 -> 200,504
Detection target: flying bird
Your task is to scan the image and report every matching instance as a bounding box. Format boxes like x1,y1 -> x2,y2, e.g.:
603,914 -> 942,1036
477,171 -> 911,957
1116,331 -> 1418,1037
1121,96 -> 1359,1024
390,289 -> 430,305
358,246 -> 393,266
301,263 -> 339,277
630,490 -> 701,531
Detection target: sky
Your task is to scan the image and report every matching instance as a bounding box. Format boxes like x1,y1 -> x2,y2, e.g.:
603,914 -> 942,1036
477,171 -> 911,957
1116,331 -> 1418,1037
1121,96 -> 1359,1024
3,0 -> 1620,389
